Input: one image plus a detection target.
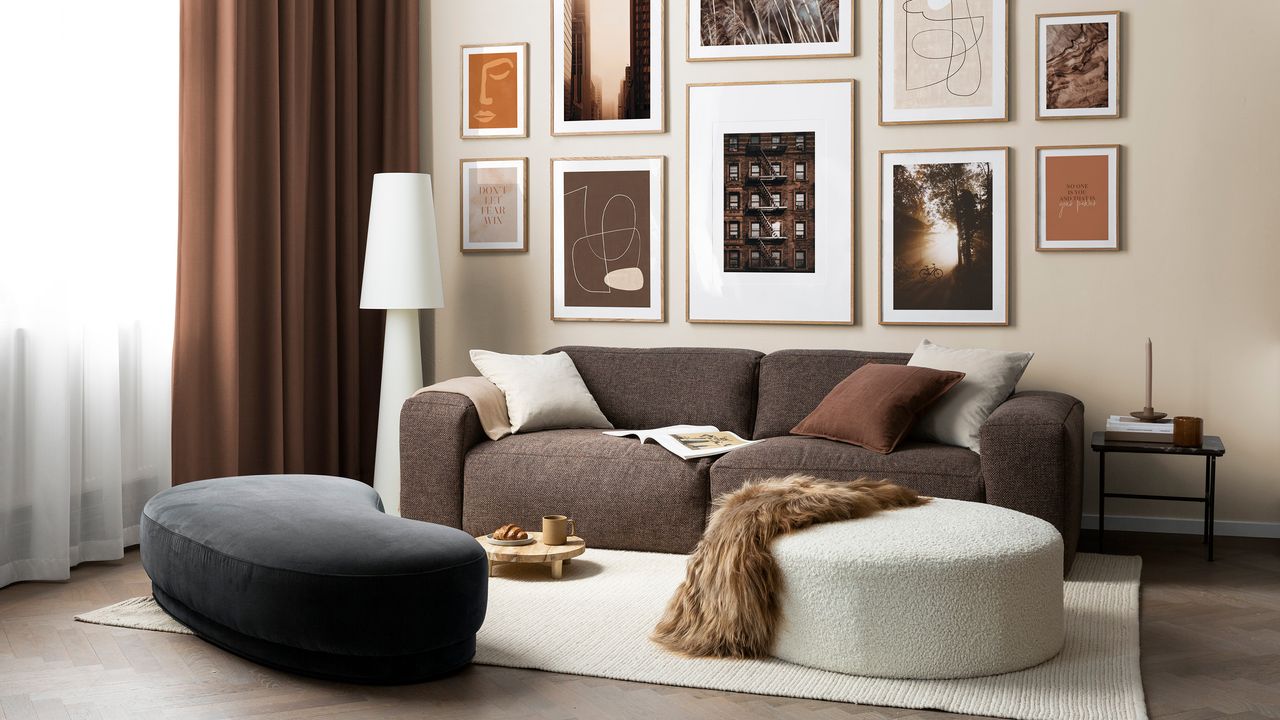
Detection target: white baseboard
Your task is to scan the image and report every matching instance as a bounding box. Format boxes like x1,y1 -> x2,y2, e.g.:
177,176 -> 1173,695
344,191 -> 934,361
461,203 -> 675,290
1081,513 -> 1280,539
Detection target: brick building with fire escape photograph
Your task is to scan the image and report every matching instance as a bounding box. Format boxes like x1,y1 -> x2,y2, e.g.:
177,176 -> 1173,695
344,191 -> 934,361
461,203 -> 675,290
722,131 -> 816,273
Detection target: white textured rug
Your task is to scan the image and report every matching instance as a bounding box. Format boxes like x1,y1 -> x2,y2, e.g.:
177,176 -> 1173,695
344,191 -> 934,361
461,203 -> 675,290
76,551 -> 1145,720
75,596 -> 192,635
476,550 -> 1146,720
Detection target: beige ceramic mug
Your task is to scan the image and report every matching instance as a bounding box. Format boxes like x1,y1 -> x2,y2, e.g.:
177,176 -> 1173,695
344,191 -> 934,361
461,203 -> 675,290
541,515 -> 577,546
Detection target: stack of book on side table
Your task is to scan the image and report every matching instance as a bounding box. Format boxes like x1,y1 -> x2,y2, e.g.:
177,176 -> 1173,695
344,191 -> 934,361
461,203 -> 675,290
1104,415 -> 1175,443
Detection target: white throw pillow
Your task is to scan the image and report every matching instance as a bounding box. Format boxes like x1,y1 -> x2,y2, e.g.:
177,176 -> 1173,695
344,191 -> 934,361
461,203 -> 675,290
907,340 -> 1033,453
469,350 -> 613,434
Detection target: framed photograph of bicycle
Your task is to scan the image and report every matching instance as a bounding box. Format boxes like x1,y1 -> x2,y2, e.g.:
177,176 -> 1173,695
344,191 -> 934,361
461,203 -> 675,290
686,79 -> 853,325
879,147 -> 1009,326
878,0 -> 1007,125
1036,145 -> 1119,252
460,158 -> 528,253
552,0 -> 665,135
688,0 -> 854,61
460,43 -> 527,139
1037,12 -> 1120,120
551,156 -> 665,322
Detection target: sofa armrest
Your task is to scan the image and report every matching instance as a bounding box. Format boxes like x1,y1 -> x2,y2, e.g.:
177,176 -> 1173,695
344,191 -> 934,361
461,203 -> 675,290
979,391 -> 1084,573
399,390 -> 487,528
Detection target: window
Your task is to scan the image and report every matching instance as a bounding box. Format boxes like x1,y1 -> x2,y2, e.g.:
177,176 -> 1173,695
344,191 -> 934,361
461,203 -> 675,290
749,162 -> 761,178
796,250 -> 807,268
771,220 -> 782,237
750,250 -> 761,265
795,220 -> 806,238
727,136 -> 739,151
750,221 -> 761,238
727,221 -> 740,239
727,250 -> 740,269
771,162 -> 781,176
749,192 -> 761,208
796,135 -> 806,151
728,192 -> 739,210
795,191 -> 806,209
771,134 -> 781,146
771,250 -> 782,265
795,162 -> 807,181
728,163 -> 739,181
771,192 -> 782,208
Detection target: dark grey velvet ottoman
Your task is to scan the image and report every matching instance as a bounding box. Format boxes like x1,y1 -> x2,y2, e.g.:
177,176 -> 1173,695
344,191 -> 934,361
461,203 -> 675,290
140,474 -> 488,684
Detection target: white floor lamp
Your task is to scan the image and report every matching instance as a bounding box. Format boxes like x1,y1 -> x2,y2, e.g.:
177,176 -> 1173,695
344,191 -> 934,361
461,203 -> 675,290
360,173 -> 443,516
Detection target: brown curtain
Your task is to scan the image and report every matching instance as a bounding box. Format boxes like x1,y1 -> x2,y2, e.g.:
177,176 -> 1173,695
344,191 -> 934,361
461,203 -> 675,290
173,0 -> 420,485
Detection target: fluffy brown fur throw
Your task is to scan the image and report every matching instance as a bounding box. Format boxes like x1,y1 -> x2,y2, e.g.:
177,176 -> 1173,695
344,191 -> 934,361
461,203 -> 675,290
651,474 -> 928,658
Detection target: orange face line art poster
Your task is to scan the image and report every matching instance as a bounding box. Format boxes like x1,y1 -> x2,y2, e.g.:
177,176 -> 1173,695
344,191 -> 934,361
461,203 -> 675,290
467,51 -> 518,130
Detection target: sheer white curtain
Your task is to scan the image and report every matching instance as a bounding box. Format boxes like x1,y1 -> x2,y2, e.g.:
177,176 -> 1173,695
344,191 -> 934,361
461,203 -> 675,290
0,2 -> 177,588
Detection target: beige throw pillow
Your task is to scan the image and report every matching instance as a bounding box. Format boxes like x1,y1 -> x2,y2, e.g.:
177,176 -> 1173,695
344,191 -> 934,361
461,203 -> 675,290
907,340 -> 1033,453
469,349 -> 612,434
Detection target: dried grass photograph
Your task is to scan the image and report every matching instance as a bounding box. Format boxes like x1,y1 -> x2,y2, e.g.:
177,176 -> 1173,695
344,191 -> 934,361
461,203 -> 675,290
700,0 -> 840,47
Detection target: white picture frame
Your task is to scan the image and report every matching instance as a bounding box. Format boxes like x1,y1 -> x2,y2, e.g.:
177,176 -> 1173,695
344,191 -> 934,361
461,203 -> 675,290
686,80 -> 854,325
687,0 -> 853,61
460,158 -> 528,253
551,156 -> 666,322
552,0 -> 665,136
879,0 -> 1008,125
1036,145 -> 1120,252
460,43 -> 528,139
1037,12 -> 1121,120
879,147 -> 1009,326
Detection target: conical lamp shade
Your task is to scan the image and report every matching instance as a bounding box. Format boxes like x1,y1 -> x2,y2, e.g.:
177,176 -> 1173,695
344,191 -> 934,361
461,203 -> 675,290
360,173 -> 444,309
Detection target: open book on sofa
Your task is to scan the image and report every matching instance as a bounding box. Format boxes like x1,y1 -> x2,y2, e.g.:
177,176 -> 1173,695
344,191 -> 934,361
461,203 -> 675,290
603,425 -> 759,460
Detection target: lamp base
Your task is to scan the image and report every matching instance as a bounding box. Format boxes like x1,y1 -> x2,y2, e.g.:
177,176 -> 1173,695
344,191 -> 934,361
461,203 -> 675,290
1129,407 -> 1168,423
371,309 -> 423,516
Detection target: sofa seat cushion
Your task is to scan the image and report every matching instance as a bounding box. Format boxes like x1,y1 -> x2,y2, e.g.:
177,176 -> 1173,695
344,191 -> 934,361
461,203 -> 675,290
464,430 -> 711,554
710,436 -> 983,502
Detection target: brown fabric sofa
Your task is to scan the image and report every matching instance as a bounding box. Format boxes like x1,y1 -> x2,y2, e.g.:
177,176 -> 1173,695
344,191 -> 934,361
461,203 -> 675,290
401,346 -> 1084,570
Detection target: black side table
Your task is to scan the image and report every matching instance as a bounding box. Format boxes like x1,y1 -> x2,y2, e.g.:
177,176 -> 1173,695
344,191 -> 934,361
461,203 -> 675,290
1090,432 -> 1226,560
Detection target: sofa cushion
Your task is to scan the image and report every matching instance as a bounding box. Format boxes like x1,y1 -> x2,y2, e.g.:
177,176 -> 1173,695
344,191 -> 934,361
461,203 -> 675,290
791,364 -> 966,454
753,349 -> 911,439
710,436 -> 983,502
548,346 -> 763,437
463,429 -> 711,554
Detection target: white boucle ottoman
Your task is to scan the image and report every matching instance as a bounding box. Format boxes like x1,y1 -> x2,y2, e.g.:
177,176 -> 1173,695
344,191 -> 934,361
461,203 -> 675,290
770,498 -> 1064,680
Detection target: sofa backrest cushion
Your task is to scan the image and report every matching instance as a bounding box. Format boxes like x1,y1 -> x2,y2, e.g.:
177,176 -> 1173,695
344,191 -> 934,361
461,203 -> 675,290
753,349 -> 911,439
547,346 -> 763,436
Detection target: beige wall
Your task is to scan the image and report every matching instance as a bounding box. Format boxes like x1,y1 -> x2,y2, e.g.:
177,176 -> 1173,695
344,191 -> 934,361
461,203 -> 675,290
426,0 -> 1280,530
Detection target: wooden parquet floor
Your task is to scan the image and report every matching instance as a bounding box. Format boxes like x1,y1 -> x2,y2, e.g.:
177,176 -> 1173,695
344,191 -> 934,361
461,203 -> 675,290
1,531 -> 1277,719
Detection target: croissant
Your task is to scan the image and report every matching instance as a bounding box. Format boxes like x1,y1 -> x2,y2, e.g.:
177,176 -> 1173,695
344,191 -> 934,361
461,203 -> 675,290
493,523 -> 527,541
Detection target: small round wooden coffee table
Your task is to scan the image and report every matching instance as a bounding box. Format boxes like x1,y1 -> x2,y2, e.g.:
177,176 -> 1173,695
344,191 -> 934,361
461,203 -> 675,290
476,531 -> 585,579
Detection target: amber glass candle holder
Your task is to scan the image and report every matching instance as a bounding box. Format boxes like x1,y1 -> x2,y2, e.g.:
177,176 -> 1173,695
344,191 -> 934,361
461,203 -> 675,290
1172,416 -> 1203,448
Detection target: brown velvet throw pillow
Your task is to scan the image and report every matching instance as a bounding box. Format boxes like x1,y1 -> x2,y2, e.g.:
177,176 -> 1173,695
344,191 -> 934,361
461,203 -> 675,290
790,364 -> 965,454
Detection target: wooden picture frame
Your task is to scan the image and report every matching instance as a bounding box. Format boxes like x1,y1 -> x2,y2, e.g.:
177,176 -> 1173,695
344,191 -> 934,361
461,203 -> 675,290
460,43 -> 528,139
1036,11 -> 1120,120
878,0 -> 1008,125
686,79 -> 854,325
879,147 -> 1009,326
1036,145 -> 1120,252
552,0 -> 666,136
460,158 -> 528,253
687,0 -> 854,61
550,156 -> 666,322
